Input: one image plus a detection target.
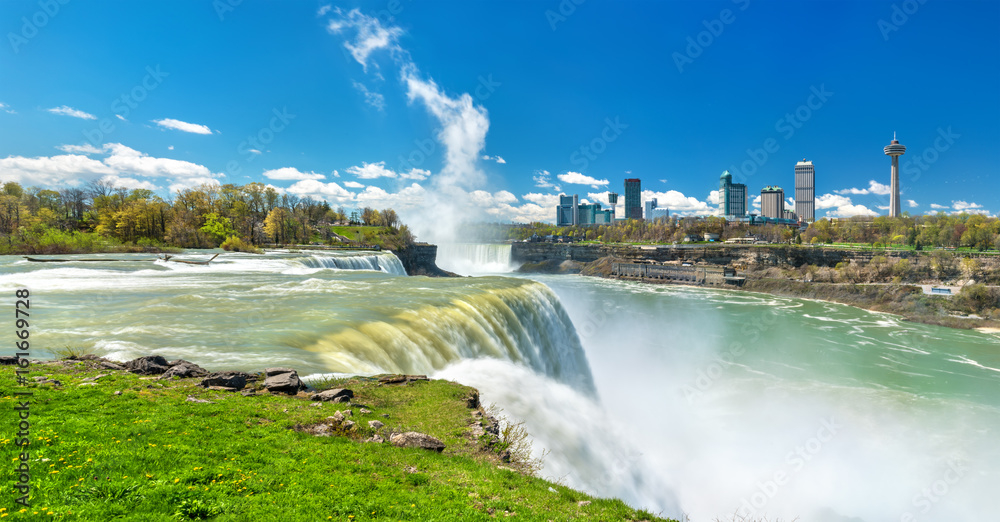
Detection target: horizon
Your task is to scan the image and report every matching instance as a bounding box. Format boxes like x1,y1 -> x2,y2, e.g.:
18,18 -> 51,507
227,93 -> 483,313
1,0 -> 997,230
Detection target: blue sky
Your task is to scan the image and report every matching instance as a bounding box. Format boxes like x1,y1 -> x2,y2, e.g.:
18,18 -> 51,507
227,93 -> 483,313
1,0 -> 998,232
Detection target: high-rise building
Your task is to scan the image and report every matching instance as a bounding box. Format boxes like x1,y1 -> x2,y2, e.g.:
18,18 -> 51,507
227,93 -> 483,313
624,179 -> 642,220
794,160 -> 815,222
556,194 -> 578,226
884,134 -> 906,218
576,203 -> 601,225
719,170 -> 747,218
760,186 -> 784,219
607,192 -> 618,221
644,198 -> 669,221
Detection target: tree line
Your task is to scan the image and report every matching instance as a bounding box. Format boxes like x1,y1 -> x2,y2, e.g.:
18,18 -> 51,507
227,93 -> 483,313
0,180 -> 412,253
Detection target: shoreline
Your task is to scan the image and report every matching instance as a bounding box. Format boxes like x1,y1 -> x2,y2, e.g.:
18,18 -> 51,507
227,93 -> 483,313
583,272 -> 1000,332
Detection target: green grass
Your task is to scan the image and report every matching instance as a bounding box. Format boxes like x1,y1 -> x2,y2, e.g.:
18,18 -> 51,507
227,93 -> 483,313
329,226 -> 383,240
2,362 -> 671,521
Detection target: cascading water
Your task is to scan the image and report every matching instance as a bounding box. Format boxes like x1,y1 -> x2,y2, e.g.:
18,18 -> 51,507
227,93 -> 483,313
297,252 -> 407,275
436,243 -> 517,275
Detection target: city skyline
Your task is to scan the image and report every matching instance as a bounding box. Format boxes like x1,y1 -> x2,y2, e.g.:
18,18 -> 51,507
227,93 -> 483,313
0,1 -> 997,228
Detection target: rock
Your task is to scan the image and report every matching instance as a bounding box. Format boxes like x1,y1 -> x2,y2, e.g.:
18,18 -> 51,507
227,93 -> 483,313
81,373 -> 109,382
262,367 -> 305,395
378,374 -> 429,385
548,487 -> 557,493
113,391 -> 122,396
577,501 -> 591,507
97,360 -> 125,371
365,434 -> 384,443
310,388 -> 354,402
78,382 -> 97,386
124,355 -> 171,375
159,361 -> 209,380
368,420 -> 384,430
466,391 -> 480,409
342,420 -> 355,430
206,386 -> 238,392
240,389 -> 256,397
200,371 -> 251,391
389,431 -> 446,452
342,409 -> 352,417
330,411 -> 345,423
381,413 -> 390,418
309,402 -> 323,407
186,396 -> 212,403
359,408 -> 372,414
311,424 -> 332,437
0,356 -> 20,365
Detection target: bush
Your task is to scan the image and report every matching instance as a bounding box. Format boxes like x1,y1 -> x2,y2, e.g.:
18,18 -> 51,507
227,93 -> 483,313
220,236 -> 263,254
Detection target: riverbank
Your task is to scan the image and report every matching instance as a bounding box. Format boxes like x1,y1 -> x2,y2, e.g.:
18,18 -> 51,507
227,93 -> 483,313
1,356 -> 667,521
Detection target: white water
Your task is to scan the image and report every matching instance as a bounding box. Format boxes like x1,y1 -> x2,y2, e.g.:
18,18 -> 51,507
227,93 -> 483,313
298,252 -> 407,275
437,243 -> 517,275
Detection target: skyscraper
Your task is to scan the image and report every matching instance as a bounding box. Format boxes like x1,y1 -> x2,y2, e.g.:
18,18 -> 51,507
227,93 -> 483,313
624,179 -> 642,220
794,160 -> 815,222
556,194 -> 578,226
719,170 -> 747,218
760,186 -> 784,219
607,192 -> 618,221
884,134 -> 906,218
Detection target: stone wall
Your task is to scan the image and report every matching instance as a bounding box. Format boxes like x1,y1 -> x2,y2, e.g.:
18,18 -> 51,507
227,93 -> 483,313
394,244 -> 454,277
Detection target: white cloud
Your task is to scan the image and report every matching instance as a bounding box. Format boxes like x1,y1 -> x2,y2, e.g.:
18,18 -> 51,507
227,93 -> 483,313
168,177 -> 221,194
0,102 -> 15,114
98,174 -> 158,191
835,180 -> 891,196
102,143 -> 219,180
327,8 -> 403,71
751,195 -> 761,208
262,167 -> 325,181
356,183 -> 427,210
522,193 -> 561,208
824,204 -> 879,218
47,105 -> 96,120
346,161 -> 398,179
644,189 -> 714,216
400,168 -> 430,180
343,181 -> 365,189
706,190 -> 721,206
0,153 -> 113,186
285,179 -> 356,204
558,171 -> 609,188
952,200 -> 983,211
352,81 -> 386,111
152,118 -> 213,135
815,193 -> 854,209
0,143 -> 223,190
57,143 -> 103,155
317,4 -> 332,16
907,199 -> 918,208
115,114 -> 127,122
533,170 -> 560,191
247,148 -> 261,155
167,145 -> 175,151
482,155 -> 506,164
930,203 -> 948,210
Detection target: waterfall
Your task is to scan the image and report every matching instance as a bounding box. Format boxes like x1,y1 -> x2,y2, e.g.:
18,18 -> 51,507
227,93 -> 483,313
436,243 -> 516,275
298,252 -> 407,276
304,279 -> 596,394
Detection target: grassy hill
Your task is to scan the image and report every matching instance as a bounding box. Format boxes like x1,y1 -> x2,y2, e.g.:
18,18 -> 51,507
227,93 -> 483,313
1,359 -> 671,521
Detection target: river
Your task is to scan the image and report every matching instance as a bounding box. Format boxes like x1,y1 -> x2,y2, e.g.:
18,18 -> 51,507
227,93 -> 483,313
2,246 -> 998,521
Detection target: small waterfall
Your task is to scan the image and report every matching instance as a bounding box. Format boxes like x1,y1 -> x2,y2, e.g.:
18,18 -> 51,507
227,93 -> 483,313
437,243 -> 516,275
299,252 -> 407,276
305,280 -> 596,394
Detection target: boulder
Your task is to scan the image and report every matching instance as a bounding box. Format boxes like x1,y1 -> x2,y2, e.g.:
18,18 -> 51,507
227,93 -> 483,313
389,431 -> 446,452
368,420 -> 384,430
262,367 -> 305,395
466,390 -> 480,409
0,356 -> 21,365
310,388 -> 353,402
160,361 -> 209,380
124,355 -> 170,375
200,371 -> 252,391
97,360 -> 125,371
342,420 -> 355,430
365,434 -> 384,444
330,411 -> 345,423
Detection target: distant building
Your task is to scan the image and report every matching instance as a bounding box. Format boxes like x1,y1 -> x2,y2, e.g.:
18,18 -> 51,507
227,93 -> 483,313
783,209 -> 798,221
594,209 -> 614,224
794,160 -> 815,222
624,179 -> 642,220
644,198 -> 669,221
607,192 -> 618,221
719,170 -> 747,219
760,186 -> 784,219
576,203 -> 602,225
556,194 -> 578,226
884,133 -> 906,218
